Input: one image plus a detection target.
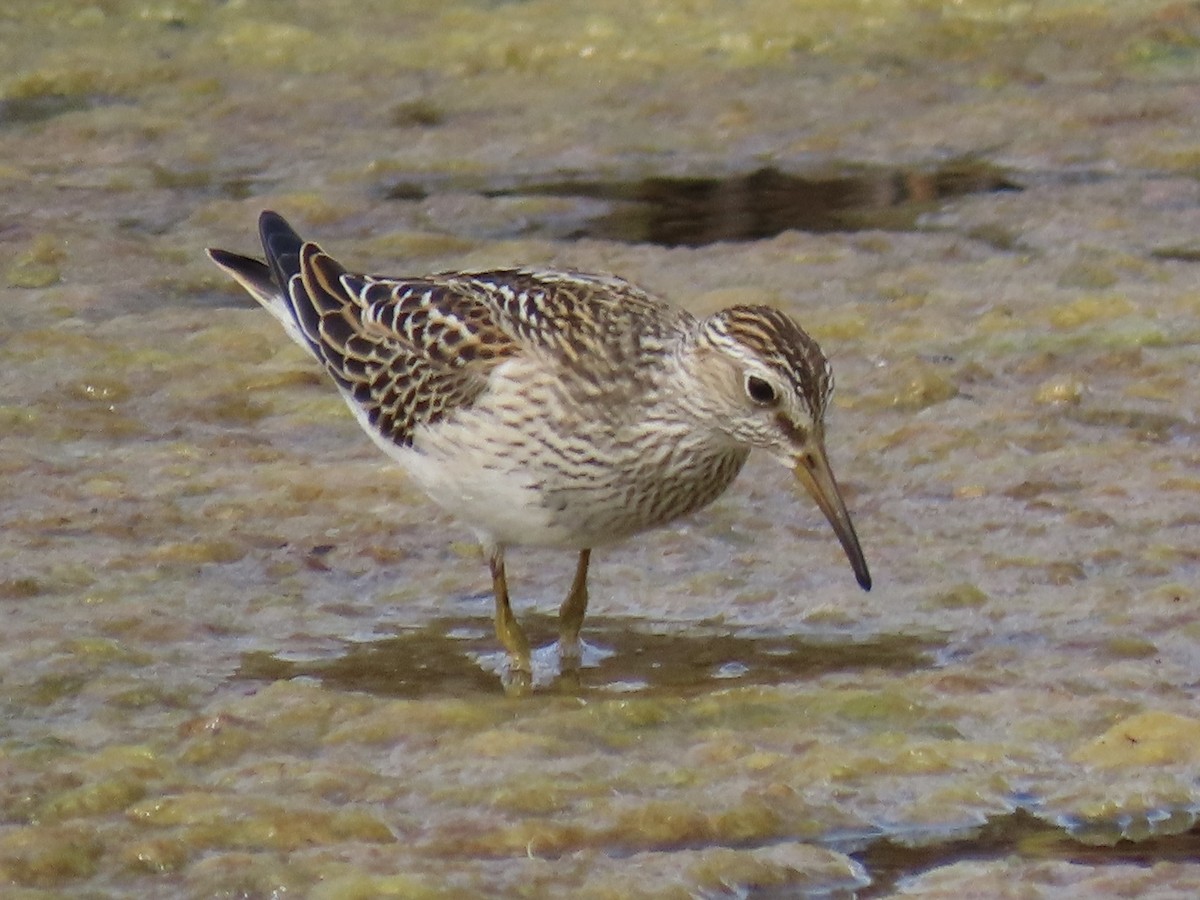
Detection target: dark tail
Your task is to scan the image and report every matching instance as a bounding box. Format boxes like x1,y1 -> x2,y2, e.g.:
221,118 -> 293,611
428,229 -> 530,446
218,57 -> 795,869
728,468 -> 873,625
206,211 -> 324,357
206,211 -> 305,298
258,210 -> 304,289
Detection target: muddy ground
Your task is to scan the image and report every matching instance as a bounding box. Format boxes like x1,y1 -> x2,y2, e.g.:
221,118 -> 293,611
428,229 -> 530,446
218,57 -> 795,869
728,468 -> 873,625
2,1 -> 1200,896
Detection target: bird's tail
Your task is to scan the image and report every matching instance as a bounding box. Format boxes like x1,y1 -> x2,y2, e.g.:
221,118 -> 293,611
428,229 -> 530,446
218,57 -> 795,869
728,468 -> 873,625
206,211 -> 318,356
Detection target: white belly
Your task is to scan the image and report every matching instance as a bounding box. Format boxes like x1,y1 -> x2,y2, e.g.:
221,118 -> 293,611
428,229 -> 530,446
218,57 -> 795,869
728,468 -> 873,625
338,368 -> 747,552
400,441 -> 568,548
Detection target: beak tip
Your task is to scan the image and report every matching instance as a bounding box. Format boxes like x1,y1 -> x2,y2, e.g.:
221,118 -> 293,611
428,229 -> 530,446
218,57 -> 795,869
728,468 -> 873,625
792,454 -> 872,594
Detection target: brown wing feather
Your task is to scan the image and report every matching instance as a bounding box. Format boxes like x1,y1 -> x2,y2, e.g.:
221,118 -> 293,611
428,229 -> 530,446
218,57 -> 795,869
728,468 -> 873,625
288,245 -> 516,448
348,275 -> 520,368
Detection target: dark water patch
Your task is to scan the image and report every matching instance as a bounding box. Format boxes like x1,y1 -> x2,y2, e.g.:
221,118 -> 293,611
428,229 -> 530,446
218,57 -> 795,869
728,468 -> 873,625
236,615 -> 938,699
1065,406 -> 1192,442
67,284 -> 263,321
477,161 -> 1021,245
0,93 -> 120,127
167,287 -> 263,311
1151,244 -> 1200,263
145,164 -> 259,201
853,809 -> 1200,897
388,98 -> 446,128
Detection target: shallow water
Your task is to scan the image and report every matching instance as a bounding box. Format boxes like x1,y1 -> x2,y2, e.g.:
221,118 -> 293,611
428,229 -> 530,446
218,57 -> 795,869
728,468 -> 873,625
474,161 -> 1020,244
3,0 -> 1200,896
238,616 -> 940,700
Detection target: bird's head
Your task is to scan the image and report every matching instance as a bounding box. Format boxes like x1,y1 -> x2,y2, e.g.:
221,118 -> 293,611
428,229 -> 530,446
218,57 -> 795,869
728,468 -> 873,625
685,305 -> 871,591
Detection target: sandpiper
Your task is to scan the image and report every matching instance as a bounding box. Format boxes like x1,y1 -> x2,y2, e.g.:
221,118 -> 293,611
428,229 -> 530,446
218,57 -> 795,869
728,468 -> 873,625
208,211 -> 871,687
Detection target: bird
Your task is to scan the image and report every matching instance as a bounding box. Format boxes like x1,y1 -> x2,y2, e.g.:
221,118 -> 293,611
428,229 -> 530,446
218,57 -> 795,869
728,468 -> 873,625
207,211 -> 871,689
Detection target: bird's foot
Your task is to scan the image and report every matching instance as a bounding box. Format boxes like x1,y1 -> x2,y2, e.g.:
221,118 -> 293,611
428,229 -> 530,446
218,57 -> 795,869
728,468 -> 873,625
476,641 -> 613,694
554,638 -> 614,673
500,664 -> 533,697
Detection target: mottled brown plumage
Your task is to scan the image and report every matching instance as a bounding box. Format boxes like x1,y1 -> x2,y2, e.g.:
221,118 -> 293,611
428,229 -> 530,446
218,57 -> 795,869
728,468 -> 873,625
208,210 -> 870,689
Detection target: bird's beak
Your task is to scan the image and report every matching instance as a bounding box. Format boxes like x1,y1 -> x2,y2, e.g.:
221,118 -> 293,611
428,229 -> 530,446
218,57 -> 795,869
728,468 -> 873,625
792,441 -> 872,591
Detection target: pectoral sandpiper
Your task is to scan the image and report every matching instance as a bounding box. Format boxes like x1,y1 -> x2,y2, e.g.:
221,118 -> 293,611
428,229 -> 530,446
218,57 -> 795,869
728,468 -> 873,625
208,211 -> 870,688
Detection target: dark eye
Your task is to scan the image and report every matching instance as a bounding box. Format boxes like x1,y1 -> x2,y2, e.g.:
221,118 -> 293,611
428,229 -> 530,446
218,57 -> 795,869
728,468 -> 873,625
745,375 -> 778,406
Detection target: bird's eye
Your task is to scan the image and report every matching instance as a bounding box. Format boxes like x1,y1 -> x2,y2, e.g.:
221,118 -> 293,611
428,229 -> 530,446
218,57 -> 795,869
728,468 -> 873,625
744,374 -> 778,406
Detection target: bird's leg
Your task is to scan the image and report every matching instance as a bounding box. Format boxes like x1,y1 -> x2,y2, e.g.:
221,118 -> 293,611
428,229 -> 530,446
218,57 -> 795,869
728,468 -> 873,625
557,548 -> 591,664
489,549 -> 532,682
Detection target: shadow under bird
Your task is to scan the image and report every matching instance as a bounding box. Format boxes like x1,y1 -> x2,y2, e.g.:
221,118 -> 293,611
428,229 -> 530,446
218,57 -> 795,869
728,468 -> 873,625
208,211 -> 871,688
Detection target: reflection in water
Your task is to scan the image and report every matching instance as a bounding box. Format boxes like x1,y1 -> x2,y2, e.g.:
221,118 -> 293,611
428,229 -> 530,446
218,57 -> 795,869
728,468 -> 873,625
237,615 -> 938,698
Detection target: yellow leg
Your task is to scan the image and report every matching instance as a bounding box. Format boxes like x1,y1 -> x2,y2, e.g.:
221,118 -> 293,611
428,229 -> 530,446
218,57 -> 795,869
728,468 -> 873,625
490,550 -> 532,680
558,548 -> 591,661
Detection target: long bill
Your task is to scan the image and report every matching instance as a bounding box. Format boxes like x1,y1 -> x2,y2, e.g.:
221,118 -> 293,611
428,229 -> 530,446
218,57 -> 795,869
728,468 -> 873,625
792,442 -> 872,591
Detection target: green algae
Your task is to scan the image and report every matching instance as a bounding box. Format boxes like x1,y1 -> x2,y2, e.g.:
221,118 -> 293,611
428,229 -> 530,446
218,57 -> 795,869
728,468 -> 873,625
5,236 -> 64,288
0,825 -> 104,888
2,0 -> 1200,896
